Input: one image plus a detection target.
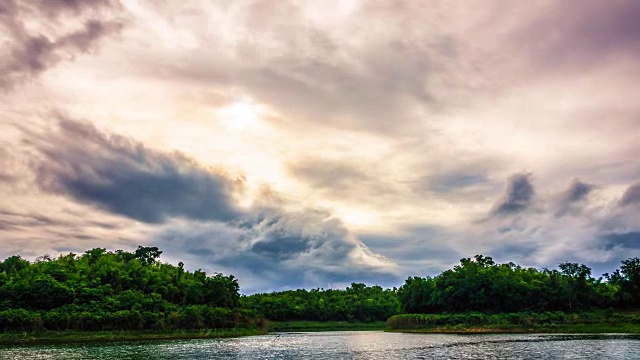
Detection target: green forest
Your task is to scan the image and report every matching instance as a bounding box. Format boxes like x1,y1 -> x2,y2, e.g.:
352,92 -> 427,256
2,247 -> 640,336
396,255 -> 640,313
242,284 -> 399,322
0,247 -> 258,332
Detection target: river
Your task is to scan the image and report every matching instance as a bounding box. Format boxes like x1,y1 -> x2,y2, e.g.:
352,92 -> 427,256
1,331 -> 640,359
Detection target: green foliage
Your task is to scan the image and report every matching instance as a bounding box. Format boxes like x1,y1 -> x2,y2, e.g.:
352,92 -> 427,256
243,283 -> 400,322
606,257 -> 640,306
386,310 -> 640,331
4,248 -> 640,334
0,247 -> 252,332
267,320 -> 387,332
397,255 -> 636,314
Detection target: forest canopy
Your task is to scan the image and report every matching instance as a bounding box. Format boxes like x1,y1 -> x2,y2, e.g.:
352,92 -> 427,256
2,247 -> 640,334
0,246 -> 255,332
396,255 -> 640,314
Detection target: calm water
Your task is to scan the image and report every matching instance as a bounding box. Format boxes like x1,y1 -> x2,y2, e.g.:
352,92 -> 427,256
1,332 -> 640,359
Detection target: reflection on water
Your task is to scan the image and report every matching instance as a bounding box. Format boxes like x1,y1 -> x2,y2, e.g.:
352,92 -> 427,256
1,332 -> 640,359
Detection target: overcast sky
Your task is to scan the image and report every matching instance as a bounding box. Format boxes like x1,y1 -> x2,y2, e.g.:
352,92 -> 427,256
2,0 -> 640,293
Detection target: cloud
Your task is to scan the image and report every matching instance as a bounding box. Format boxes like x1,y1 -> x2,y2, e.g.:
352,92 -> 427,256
358,225 -> 457,270
289,158 -> 372,190
155,209 -> 399,293
248,212 -> 351,262
601,231 -> 640,251
4,1 -> 640,291
490,173 -> 535,217
0,203 -> 153,263
564,179 -> 595,203
0,149 -> 19,183
512,1 -> 640,74
30,119 -> 242,224
18,119 -> 398,292
0,0 -> 124,88
555,179 -> 595,217
420,171 -> 490,194
399,147 -> 505,208
31,0 -> 121,16
287,157 -> 396,201
131,0 -> 482,135
620,183 -> 640,207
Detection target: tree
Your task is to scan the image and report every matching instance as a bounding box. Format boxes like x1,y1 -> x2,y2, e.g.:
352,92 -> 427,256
0,246 -> 247,332
607,257 -> 640,306
135,246 -> 162,265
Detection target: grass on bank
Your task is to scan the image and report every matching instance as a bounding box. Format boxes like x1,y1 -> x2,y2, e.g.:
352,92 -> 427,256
267,320 -> 387,332
389,324 -> 640,334
386,310 -> 640,334
0,328 -> 266,346
8,310 -> 640,345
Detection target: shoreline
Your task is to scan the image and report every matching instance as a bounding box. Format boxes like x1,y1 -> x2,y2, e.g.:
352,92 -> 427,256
385,327 -> 640,335
387,324 -> 640,334
267,320 -> 387,332
0,322 -> 385,346
5,321 -> 640,346
385,310 -> 640,335
0,329 -> 266,346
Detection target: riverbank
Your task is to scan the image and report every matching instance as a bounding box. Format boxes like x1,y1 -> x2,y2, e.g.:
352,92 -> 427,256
267,320 -> 387,332
0,322 -> 386,345
0,328 -> 266,346
388,324 -> 640,334
386,310 -> 640,334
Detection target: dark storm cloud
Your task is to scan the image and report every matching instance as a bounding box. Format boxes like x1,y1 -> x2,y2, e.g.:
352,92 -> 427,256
0,0 -> 124,88
250,227 -> 348,262
620,183 -> 640,207
247,211 -> 354,263
490,173 -> 534,217
15,119 -> 397,293
555,179 -> 595,218
565,180 -> 594,203
601,232 -> 640,251
31,119 -> 242,223
155,209 -> 398,293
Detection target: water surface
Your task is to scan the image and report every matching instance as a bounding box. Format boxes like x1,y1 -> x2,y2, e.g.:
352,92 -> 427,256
2,331 -> 640,359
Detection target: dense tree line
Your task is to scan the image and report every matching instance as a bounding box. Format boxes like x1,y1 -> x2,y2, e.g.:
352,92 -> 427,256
242,283 -> 400,322
0,247 -> 259,332
398,255 -> 640,314
5,246 -> 640,333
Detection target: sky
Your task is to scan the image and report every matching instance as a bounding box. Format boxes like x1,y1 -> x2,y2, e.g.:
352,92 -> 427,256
2,0 -> 640,293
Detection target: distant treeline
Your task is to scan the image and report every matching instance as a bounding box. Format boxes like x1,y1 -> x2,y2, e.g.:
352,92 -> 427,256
242,284 -> 400,322
243,255 -> 640,324
397,255 -> 640,314
3,247 -> 640,334
0,247 -> 259,332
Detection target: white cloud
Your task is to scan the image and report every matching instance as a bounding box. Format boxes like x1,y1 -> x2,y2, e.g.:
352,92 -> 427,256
2,0 -> 640,288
